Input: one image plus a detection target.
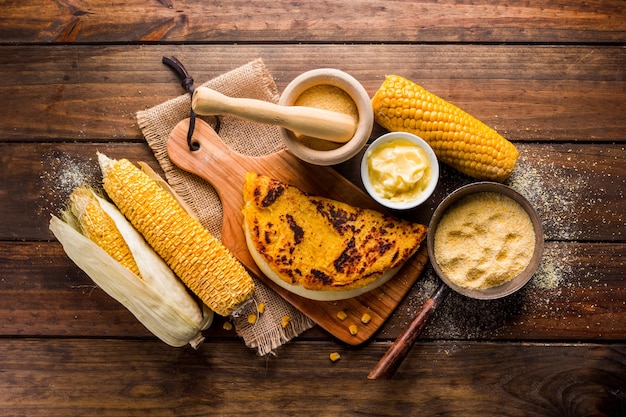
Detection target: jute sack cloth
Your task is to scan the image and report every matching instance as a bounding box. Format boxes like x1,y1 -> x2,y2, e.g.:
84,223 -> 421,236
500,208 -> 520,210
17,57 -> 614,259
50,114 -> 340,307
136,58 -> 315,355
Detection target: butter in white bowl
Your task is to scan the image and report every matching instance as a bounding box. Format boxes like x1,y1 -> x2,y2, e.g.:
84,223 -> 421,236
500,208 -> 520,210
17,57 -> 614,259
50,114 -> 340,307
361,132 -> 439,210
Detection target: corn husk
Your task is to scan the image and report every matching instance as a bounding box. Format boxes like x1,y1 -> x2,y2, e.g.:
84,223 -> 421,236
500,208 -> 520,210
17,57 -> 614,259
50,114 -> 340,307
49,188 -> 213,348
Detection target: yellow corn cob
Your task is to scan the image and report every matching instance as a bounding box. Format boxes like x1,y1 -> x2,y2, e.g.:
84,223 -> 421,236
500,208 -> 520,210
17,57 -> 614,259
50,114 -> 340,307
372,75 -> 519,182
98,154 -> 254,316
69,187 -> 141,277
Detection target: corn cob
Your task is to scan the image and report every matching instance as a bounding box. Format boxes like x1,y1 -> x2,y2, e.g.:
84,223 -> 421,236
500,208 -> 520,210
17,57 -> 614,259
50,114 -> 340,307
371,75 -> 519,182
69,187 -> 141,278
51,186 -> 213,348
98,153 -> 254,316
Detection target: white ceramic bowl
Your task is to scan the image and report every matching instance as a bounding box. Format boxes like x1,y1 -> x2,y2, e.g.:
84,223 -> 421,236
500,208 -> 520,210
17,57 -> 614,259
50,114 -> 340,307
427,182 -> 544,299
361,132 -> 439,210
278,68 -> 373,166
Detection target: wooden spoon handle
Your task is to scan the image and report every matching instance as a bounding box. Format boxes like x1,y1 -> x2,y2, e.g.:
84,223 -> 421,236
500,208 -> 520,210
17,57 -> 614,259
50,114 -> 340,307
367,283 -> 450,380
191,86 -> 356,143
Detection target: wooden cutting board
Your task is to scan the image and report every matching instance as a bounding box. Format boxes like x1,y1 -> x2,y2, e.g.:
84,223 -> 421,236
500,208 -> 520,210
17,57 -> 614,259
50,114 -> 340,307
167,118 -> 429,345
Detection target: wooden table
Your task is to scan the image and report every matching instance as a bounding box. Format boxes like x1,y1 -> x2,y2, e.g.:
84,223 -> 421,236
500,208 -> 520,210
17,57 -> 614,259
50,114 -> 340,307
1,1 -> 625,415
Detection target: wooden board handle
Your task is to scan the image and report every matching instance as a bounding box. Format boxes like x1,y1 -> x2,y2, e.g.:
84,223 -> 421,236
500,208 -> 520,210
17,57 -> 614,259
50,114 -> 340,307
191,87 -> 356,143
367,283 -> 450,380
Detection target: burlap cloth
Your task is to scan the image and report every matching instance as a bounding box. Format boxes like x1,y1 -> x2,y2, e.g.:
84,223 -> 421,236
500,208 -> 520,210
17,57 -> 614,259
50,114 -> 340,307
136,59 -> 315,355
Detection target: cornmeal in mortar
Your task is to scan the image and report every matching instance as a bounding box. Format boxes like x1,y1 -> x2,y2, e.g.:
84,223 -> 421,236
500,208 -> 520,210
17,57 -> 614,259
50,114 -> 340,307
433,192 -> 535,289
293,84 -> 359,151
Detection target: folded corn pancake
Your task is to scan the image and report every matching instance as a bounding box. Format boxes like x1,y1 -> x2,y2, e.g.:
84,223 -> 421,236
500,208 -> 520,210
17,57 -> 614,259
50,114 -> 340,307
242,172 -> 427,300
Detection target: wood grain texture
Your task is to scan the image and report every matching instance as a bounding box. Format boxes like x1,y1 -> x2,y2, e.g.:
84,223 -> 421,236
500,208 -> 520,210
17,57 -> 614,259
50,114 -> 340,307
1,0 -> 625,414
1,339 -> 624,416
2,241 -> 624,341
2,142 -> 622,242
0,45 -> 624,142
368,283 -> 449,379
1,0 -> 624,44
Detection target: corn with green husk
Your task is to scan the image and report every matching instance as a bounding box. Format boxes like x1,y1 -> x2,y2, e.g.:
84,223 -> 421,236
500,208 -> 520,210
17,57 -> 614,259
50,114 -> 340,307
371,75 -> 519,182
50,186 -> 213,348
97,153 -> 255,317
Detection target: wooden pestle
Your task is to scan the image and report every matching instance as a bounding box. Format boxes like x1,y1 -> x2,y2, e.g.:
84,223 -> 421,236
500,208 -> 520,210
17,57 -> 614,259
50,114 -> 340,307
192,87 -> 356,144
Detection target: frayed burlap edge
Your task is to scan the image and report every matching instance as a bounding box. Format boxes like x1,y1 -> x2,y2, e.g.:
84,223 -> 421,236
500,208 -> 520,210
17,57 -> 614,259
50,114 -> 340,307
136,58 -> 315,355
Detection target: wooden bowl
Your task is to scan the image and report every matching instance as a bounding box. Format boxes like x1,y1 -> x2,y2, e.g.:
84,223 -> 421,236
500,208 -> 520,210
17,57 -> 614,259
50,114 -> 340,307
278,68 -> 373,166
427,182 -> 544,299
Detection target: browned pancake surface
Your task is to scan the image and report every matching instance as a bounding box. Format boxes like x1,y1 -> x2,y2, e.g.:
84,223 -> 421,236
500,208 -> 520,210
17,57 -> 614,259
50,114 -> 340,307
242,173 -> 427,292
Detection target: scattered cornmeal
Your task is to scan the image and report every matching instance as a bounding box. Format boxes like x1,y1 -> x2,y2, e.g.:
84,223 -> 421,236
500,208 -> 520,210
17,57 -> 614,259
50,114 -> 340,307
293,84 -> 359,151
348,324 -> 358,335
329,352 -> 341,362
361,313 -> 371,324
336,311 -> 348,321
433,192 -> 535,290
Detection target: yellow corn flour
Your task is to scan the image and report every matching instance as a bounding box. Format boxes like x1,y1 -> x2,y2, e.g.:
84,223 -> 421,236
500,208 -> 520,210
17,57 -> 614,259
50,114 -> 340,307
293,84 -> 359,151
433,192 -> 535,289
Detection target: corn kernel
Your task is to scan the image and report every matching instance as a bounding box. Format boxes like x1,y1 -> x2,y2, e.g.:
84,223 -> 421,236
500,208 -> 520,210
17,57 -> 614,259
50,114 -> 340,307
222,321 -> 233,331
99,154 -> 255,316
257,303 -> 266,314
336,311 -> 348,321
247,314 -> 258,325
281,315 -> 291,328
69,187 -> 141,278
329,352 -> 341,362
371,75 -> 519,182
349,324 -> 358,335
361,313 -> 371,324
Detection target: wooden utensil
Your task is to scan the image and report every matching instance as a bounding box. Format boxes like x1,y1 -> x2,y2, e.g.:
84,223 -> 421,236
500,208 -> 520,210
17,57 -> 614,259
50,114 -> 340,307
368,282 -> 450,379
166,118 -> 430,344
192,87 -> 356,143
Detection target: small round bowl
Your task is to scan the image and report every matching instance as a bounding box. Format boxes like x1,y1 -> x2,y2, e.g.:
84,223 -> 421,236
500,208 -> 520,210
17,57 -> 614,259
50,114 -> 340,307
360,132 -> 439,210
427,182 -> 544,300
278,68 -> 373,166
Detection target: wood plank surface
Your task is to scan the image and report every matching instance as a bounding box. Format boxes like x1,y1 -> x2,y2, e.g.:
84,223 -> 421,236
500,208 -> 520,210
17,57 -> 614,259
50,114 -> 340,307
1,141 -> 624,341
2,142 -> 623,242
0,45 -> 624,142
1,0 -> 624,44
1,339 -> 624,417
1,240 -> 625,342
1,0 -> 625,415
